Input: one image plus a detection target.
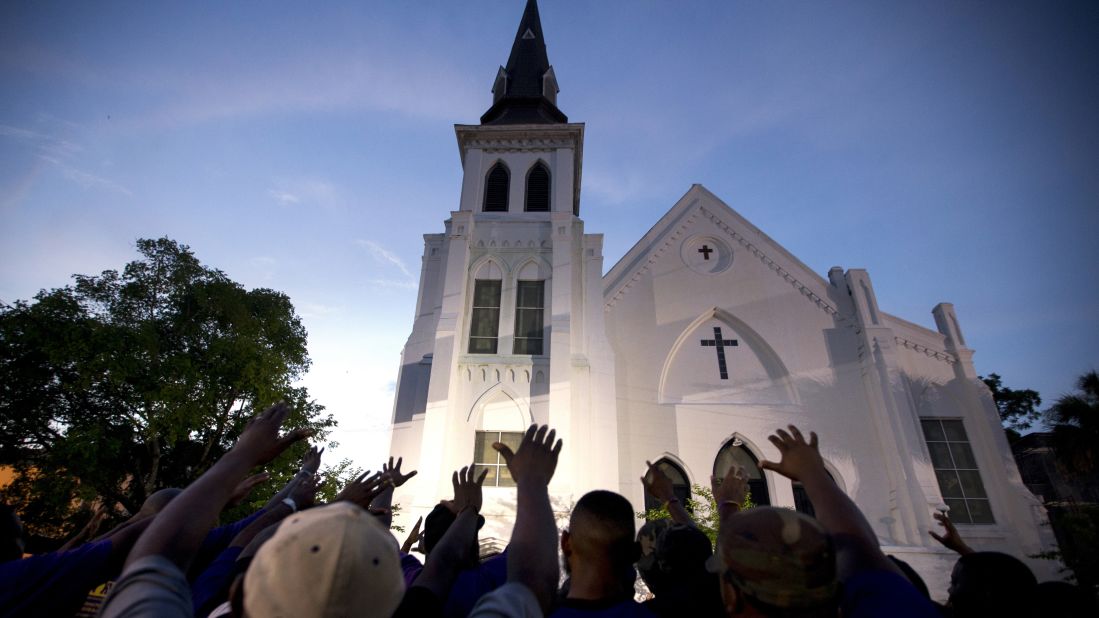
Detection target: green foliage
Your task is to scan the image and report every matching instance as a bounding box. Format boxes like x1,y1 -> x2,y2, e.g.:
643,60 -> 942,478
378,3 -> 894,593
0,238 -> 335,538
1034,505 -> 1099,589
1047,371 -> 1099,476
636,484 -> 754,548
981,373 -> 1043,434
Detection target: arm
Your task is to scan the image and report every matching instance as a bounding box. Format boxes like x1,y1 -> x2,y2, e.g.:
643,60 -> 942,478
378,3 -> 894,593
759,425 -> 902,579
407,466 -> 486,599
370,456 -> 418,530
262,445 -> 323,510
493,424 -> 563,614
125,401 -> 311,571
401,516 -> 424,554
642,460 -> 695,528
57,506 -> 109,552
929,511 -> 974,555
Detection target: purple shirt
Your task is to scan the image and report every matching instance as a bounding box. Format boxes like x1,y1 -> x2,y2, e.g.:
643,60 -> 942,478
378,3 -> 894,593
0,538 -> 114,617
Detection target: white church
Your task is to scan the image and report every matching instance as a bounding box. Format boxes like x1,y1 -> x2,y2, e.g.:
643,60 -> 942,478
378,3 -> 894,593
388,0 -> 1059,594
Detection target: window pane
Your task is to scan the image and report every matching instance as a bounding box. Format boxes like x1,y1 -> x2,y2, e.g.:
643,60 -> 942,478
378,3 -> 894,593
945,499 -> 971,524
936,470 -> 963,498
470,308 -> 500,337
921,419 -> 945,441
957,470 -> 987,499
468,337 -> 497,354
474,432 -> 497,464
475,464 -> 498,487
657,461 -> 687,486
747,479 -> 770,506
517,281 -> 544,307
941,420 -> 967,442
927,442 -> 954,469
514,338 -> 542,355
967,500 -> 994,524
949,442 -> 977,469
498,466 -> 515,487
473,281 -> 502,307
793,484 -> 815,517
499,431 -> 523,452
515,308 -> 543,339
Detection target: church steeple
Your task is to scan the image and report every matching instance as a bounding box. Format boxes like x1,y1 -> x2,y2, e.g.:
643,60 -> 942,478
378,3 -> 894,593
480,0 -> 568,125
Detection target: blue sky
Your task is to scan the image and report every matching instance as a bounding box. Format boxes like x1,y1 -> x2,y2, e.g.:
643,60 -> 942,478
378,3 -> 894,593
2,1 -> 1096,466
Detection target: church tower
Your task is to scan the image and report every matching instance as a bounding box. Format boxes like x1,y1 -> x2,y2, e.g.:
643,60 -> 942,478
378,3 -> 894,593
389,0 -> 619,535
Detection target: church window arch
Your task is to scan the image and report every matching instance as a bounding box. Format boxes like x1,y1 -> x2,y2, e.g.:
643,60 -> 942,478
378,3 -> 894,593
468,259 -> 504,354
525,161 -> 550,212
643,458 -> 691,512
483,162 -> 510,212
713,438 -> 771,506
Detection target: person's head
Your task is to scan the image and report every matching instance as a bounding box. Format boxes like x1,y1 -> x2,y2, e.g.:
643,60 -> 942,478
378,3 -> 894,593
1,503 -> 25,563
561,491 -> 639,597
948,551 -> 1036,617
135,488 -> 183,518
710,507 -> 838,617
421,502 -> 484,562
243,502 -> 405,617
637,520 -> 722,614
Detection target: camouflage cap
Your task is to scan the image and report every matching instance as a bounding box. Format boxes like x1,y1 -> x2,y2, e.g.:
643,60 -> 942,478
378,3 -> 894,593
707,507 -> 838,610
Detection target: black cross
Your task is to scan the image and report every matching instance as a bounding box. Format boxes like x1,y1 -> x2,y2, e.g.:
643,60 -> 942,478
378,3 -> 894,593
698,245 -> 714,260
700,327 -> 738,380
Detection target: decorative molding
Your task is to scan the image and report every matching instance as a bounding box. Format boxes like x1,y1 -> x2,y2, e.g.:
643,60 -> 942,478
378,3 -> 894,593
894,336 -> 957,364
604,211 -> 699,308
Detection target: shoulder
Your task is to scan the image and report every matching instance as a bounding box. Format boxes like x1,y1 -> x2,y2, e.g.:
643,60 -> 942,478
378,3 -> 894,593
842,569 -> 940,618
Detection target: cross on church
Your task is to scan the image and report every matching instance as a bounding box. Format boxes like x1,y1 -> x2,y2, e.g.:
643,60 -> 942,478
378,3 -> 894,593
700,327 -> 738,380
698,245 -> 714,260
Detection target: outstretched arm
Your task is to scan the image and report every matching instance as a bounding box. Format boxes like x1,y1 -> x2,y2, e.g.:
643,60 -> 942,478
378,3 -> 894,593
370,456 -> 418,529
642,460 -> 695,528
494,424 -> 563,614
759,425 -> 901,579
125,401 -> 311,571
408,466 -> 487,598
929,511 -> 974,555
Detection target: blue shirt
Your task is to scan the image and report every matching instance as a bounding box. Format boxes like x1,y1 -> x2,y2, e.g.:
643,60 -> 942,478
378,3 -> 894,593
0,538 -> 114,618
842,569 -> 941,618
550,598 -> 658,618
191,545 -> 244,616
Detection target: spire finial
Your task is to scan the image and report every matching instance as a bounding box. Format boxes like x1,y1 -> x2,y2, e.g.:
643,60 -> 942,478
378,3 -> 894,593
480,0 -> 567,125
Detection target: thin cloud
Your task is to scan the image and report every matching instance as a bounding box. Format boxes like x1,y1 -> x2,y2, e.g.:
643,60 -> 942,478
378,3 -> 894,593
268,189 -> 300,205
39,154 -> 132,196
368,278 -> 418,290
268,177 -> 339,209
357,240 -> 413,279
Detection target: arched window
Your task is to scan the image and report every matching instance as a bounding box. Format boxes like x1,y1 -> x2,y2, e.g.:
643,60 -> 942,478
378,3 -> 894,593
644,459 -> 691,512
713,439 -> 770,506
483,162 -> 509,212
525,162 -> 550,212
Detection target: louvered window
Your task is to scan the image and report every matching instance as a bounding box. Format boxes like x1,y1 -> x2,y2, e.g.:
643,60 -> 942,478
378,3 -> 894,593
513,281 -> 544,355
468,280 -> 502,354
483,163 -> 509,212
525,163 -> 550,212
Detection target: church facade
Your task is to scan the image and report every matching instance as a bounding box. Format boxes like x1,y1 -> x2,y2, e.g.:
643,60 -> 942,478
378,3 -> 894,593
388,0 -> 1059,595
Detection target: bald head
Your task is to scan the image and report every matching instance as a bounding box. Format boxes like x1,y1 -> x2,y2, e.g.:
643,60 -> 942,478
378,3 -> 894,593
136,488 -> 183,518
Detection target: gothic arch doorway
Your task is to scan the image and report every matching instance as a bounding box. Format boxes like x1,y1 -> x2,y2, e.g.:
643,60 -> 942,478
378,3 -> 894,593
643,458 -> 691,512
713,437 -> 771,506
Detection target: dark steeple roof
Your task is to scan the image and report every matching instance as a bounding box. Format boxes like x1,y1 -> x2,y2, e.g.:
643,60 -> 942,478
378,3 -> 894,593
480,0 -> 568,125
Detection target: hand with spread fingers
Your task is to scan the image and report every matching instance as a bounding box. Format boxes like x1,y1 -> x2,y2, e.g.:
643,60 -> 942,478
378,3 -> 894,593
713,464 -> 749,507
930,511 -> 974,555
641,460 -> 677,504
493,424 -> 562,487
759,425 -> 827,483
334,471 -> 391,509
402,516 -> 424,554
233,401 -> 314,466
383,456 -> 418,488
451,465 -> 489,514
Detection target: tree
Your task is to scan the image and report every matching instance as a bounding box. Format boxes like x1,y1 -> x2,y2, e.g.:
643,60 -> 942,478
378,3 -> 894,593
1048,371 -> 1099,477
636,484 -> 754,548
981,373 -> 1042,440
0,238 -> 335,539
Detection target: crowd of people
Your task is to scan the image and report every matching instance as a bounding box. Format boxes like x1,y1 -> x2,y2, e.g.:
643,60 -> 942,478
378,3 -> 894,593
2,401 -> 1094,617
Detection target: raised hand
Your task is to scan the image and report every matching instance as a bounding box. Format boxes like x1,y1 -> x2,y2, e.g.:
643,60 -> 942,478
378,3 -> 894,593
334,471 -> 391,509
712,464 -> 749,507
228,472 -> 271,507
289,473 -> 320,510
641,460 -> 676,503
382,456 -> 418,488
300,445 -> 324,476
233,401 -> 314,466
930,511 -> 974,555
759,425 -> 826,483
493,424 -> 562,487
451,465 -> 489,514
402,516 -> 424,554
